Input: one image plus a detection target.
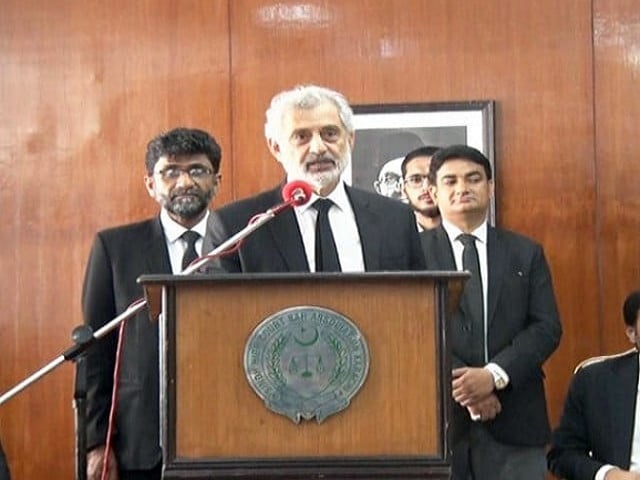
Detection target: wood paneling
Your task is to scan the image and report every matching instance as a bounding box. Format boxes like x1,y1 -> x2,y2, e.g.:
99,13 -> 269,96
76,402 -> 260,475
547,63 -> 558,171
594,0 -> 640,354
0,1 -> 231,478
0,0 -> 638,477
175,279 -> 439,457
229,0 -> 596,427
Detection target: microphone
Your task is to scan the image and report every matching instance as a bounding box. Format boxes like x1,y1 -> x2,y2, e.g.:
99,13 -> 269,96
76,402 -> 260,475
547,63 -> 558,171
281,180 -> 313,207
268,180 -> 313,216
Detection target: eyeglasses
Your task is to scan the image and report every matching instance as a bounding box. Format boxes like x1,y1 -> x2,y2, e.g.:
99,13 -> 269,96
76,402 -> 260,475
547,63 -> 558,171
404,174 -> 430,188
155,165 -> 214,181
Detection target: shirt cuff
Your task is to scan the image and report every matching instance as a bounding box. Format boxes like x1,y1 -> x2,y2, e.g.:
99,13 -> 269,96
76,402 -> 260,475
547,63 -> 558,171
595,465 -> 617,480
485,363 -> 509,390
467,407 -> 481,422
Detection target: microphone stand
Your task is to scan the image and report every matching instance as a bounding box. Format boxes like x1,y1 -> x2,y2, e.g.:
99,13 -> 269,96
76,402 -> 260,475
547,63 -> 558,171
72,326 -> 92,480
0,205 -> 287,406
182,204 -> 286,274
0,199 -> 298,479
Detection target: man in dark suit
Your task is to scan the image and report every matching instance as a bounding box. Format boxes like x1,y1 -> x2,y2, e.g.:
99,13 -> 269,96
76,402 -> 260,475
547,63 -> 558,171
206,84 -> 425,273
0,437 -> 10,480
420,144 -> 562,480
401,145 -> 441,232
82,128 -> 222,480
547,290 -> 640,480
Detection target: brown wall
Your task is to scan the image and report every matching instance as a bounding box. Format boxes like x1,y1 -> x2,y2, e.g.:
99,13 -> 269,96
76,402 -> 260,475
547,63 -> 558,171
0,0 -> 638,478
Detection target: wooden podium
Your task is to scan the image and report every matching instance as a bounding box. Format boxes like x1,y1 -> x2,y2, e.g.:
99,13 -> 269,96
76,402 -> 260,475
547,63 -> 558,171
139,271 -> 466,480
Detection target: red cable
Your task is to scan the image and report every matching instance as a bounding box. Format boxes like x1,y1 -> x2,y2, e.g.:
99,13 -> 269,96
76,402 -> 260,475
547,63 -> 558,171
97,225 -> 257,478
185,230 -> 250,270
100,298 -> 140,480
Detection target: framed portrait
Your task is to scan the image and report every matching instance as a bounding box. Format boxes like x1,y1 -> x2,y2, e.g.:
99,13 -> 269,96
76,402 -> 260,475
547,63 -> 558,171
345,100 -> 496,223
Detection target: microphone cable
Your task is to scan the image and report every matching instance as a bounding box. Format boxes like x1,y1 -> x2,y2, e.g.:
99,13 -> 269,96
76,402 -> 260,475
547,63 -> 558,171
99,297 -> 145,480
97,180 -> 313,478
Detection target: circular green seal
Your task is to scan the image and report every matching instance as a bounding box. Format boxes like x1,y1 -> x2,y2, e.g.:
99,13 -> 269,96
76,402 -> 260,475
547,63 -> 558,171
244,306 -> 370,424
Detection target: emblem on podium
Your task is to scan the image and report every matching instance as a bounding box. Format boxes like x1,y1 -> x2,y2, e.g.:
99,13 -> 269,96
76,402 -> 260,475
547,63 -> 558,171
243,306 -> 370,424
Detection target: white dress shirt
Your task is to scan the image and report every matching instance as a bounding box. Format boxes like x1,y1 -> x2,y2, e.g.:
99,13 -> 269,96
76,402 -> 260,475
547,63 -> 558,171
159,209 -> 209,274
441,219 -> 489,357
293,182 -> 365,272
440,218 -> 509,389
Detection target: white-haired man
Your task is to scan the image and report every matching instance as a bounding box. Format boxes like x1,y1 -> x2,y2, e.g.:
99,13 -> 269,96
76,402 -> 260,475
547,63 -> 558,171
206,84 -> 425,273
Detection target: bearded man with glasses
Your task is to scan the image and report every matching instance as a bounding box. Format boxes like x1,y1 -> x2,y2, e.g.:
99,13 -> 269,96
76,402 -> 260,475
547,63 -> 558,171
81,127 -> 222,480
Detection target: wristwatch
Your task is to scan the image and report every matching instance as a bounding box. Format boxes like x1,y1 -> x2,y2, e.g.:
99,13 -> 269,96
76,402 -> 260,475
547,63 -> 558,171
485,364 -> 509,390
493,375 -> 507,390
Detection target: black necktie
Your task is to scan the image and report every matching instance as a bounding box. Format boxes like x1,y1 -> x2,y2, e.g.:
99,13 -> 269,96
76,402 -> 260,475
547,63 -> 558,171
458,233 -> 485,365
181,230 -> 200,270
313,199 -> 341,272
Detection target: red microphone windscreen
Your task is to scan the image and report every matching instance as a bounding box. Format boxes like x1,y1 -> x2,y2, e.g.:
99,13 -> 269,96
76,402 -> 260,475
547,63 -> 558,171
281,180 -> 313,206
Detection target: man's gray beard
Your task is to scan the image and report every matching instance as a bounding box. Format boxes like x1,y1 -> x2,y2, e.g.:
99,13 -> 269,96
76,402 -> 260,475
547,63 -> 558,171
165,191 -> 212,220
306,170 -> 340,190
303,151 -> 350,191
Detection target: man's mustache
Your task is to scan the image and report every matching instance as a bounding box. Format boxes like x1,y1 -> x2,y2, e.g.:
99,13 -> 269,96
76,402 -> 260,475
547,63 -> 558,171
304,155 -> 338,169
170,187 -> 204,200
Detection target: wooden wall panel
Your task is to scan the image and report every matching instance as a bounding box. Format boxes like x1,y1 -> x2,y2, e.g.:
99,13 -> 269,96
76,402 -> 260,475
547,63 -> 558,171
0,1 -> 231,478
1,0 -> 638,477
594,0 -> 640,354
229,0 -> 596,427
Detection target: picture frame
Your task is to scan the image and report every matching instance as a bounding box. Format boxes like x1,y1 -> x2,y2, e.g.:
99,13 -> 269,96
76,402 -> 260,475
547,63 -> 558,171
346,100 -> 496,224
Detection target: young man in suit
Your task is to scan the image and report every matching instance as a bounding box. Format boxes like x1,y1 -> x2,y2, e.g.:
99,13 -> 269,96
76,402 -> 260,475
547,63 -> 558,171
420,144 -> 562,480
82,127 -> 222,480
548,290 -> 640,480
401,145 -> 441,231
206,84 -> 425,273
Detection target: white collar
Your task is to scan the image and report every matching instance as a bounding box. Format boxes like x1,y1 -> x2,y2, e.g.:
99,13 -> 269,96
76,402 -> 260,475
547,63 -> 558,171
298,181 -> 351,213
160,209 -> 209,243
441,218 -> 488,245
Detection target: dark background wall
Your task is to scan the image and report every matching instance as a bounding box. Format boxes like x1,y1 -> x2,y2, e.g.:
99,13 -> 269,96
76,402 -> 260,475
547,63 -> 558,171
0,1 -> 638,477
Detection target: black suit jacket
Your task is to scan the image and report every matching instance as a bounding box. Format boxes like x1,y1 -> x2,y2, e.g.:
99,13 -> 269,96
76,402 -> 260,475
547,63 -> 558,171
548,350 -> 638,480
82,217 -> 171,470
420,225 -> 562,446
205,184 -> 426,272
0,437 -> 10,480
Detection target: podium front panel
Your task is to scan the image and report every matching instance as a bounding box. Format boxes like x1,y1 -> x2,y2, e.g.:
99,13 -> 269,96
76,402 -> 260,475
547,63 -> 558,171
140,272 -> 464,479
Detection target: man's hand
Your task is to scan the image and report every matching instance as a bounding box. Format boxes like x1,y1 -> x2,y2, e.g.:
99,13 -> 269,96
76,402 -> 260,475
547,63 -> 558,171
467,392 -> 502,422
87,445 -> 119,480
605,468 -> 640,479
452,367 -> 495,406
